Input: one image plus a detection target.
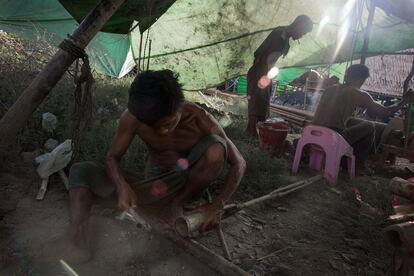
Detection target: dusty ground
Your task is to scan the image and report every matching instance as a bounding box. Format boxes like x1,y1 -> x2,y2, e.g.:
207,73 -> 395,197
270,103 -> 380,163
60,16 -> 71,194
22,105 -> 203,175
0,165 -> 216,276
1,151 -> 412,275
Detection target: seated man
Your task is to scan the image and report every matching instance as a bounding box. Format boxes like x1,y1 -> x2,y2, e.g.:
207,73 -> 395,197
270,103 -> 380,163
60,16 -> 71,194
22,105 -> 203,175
57,70 -> 246,263
313,64 -> 414,165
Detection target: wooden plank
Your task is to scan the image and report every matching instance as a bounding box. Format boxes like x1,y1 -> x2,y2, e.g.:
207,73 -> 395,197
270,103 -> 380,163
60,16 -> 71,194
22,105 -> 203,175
36,177 -> 49,201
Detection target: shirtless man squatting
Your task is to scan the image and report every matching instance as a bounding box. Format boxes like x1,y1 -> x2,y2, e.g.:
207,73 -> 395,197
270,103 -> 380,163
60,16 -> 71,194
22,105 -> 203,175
57,69 -> 246,262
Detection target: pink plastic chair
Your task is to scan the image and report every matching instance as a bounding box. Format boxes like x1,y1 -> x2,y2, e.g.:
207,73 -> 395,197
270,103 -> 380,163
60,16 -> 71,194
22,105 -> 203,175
292,125 -> 355,185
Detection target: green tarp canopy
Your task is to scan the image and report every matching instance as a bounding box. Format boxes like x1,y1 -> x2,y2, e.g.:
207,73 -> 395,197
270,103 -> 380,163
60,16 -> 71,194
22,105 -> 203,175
0,0 -> 134,77
58,0 -> 175,34
1,0 -> 414,88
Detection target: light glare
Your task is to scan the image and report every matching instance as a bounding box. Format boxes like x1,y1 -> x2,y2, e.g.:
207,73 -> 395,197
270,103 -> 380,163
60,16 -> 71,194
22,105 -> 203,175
316,16 -> 330,37
320,16 -> 330,27
267,67 -> 279,79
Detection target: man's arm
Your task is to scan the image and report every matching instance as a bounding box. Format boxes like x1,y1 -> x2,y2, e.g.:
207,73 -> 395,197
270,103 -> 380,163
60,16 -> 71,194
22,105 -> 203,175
195,110 -> 245,231
212,126 -> 246,208
358,90 -> 413,119
200,111 -> 246,207
106,111 -> 138,210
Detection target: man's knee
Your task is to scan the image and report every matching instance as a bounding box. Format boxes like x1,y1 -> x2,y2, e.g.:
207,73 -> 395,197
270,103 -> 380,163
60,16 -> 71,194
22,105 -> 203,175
361,121 -> 375,135
204,143 -> 225,168
68,161 -> 98,190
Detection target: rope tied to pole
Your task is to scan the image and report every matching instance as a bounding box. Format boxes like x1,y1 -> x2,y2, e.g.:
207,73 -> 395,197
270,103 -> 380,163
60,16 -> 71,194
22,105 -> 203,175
59,38 -> 94,161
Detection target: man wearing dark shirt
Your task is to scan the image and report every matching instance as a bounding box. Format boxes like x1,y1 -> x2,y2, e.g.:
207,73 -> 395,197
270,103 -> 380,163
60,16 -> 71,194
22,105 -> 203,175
246,15 -> 313,136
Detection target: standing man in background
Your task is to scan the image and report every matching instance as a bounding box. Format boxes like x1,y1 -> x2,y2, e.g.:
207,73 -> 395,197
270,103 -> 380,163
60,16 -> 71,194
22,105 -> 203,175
246,15 -> 313,137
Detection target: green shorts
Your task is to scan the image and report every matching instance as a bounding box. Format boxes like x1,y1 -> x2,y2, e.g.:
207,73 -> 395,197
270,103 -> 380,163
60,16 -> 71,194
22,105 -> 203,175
68,135 -> 227,205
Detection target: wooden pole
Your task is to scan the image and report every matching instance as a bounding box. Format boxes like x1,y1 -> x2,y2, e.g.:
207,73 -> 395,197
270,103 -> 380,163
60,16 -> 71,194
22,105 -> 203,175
0,0 -> 125,147
137,31 -> 143,72
403,57 -> 414,152
146,39 -> 152,70
360,0 -> 376,65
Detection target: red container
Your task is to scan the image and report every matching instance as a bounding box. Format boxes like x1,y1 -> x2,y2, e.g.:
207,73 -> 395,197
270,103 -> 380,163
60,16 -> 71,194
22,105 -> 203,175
257,120 -> 289,157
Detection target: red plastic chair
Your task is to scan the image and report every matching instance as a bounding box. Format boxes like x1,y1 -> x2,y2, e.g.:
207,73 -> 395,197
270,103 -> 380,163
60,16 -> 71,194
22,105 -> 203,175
292,125 -> 355,185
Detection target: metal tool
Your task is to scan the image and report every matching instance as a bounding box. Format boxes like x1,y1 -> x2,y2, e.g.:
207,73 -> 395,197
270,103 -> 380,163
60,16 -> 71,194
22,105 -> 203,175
118,208 -> 152,230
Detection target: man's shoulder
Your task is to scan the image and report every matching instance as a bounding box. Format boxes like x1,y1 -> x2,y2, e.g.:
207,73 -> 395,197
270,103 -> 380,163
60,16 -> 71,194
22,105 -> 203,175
182,101 -> 205,115
117,110 -> 141,133
331,84 -> 359,95
270,26 -> 287,35
341,86 -> 368,97
324,84 -> 339,92
180,102 -> 209,121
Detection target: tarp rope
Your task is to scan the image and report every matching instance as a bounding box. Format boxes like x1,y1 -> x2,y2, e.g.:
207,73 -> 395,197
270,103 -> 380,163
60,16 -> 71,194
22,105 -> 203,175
59,38 -> 94,162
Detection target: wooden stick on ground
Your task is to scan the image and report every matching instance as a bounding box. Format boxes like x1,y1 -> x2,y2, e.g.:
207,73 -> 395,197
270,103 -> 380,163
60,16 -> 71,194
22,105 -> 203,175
223,174 -> 323,217
205,189 -> 233,261
217,223 -> 232,261
36,177 -> 49,201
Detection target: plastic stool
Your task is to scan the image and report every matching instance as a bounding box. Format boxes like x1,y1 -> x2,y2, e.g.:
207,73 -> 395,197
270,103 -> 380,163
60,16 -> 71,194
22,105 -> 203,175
292,125 -> 355,185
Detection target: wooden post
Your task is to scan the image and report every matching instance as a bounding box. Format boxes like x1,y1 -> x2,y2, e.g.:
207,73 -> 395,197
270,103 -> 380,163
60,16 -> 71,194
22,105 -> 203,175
403,57 -> 414,152
146,39 -> 152,70
137,31 -> 143,72
360,0 -> 376,65
0,0 -> 125,147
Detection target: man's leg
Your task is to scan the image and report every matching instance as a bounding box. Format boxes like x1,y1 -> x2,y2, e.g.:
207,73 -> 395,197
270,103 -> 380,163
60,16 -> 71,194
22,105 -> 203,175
172,142 -> 226,207
343,118 -> 375,164
247,115 -> 266,137
247,115 -> 259,137
155,140 -> 226,224
246,72 -> 270,137
43,161 -> 115,263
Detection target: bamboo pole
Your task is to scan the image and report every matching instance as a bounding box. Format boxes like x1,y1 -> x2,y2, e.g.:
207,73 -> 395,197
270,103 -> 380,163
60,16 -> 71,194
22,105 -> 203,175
137,31 -> 143,72
223,175 -> 323,217
217,225 -> 232,261
0,0 -> 125,147
146,39 -> 152,70
403,57 -> 414,152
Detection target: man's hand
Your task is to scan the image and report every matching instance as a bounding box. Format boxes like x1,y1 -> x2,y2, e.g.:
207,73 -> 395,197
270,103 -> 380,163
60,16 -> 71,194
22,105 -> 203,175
118,185 -> 138,210
193,201 -> 223,232
403,89 -> 414,104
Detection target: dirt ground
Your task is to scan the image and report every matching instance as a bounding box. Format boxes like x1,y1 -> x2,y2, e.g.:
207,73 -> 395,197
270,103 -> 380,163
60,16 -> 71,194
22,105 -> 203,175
1,150 -> 413,276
